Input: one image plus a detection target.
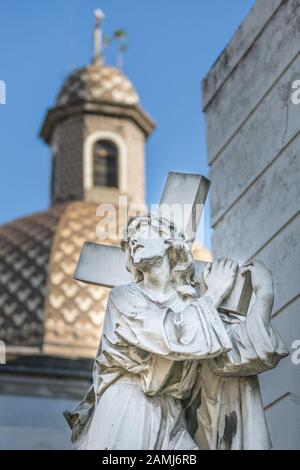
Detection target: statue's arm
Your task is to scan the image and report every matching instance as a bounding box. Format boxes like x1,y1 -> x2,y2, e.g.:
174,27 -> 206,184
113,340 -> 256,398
209,261 -> 289,376
109,285 -> 232,361
240,260 -> 274,330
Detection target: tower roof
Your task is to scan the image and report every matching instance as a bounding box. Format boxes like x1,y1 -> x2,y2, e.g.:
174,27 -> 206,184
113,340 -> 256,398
40,67 -> 154,143
57,7 -> 138,107
57,63 -> 139,107
40,10 -> 155,143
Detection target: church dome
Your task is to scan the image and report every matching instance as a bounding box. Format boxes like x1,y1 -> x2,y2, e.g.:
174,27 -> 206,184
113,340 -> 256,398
0,204 -> 65,348
57,63 -> 140,107
0,201 -> 119,357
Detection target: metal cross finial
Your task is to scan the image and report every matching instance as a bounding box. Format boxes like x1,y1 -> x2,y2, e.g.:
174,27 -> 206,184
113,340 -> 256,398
93,9 -> 105,65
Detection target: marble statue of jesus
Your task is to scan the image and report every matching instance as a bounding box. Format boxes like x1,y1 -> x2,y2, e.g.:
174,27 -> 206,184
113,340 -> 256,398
64,213 -> 288,450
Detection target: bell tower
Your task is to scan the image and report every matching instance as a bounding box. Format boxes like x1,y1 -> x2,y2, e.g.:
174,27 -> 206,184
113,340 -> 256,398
40,10 -> 155,207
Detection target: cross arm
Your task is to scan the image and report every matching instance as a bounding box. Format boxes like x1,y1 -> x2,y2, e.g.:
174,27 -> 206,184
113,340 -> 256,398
74,242 -> 131,288
158,172 -> 210,243
74,242 -> 252,316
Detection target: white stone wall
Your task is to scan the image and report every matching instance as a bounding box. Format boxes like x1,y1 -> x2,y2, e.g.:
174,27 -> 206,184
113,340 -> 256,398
0,395 -> 75,450
202,0 -> 300,449
0,372 -> 90,450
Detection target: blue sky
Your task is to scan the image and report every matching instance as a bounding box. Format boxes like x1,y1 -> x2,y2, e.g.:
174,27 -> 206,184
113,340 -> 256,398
0,0 -> 255,247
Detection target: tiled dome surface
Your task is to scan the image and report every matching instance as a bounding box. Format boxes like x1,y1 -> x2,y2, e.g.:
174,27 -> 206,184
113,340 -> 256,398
57,63 -> 139,107
0,204 -> 65,347
0,202 -> 119,357
43,201 -> 120,358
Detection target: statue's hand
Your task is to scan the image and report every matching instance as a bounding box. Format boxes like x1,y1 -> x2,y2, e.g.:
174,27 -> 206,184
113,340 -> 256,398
240,260 -> 274,329
203,257 -> 238,307
240,260 -> 274,300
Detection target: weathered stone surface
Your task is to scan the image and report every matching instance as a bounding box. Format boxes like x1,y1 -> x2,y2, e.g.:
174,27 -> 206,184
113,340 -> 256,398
202,0 -> 300,450
209,54 -> 300,225
202,0 -> 283,110
256,215 -> 300,315
214,213 -> 300,316
265,393 -> 300,450
260,297 -> 299,406
212,145 -> 300,262
204,0 -> 300,162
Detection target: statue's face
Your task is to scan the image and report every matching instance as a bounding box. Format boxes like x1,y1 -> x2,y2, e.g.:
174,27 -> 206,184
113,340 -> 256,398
129,223 -> 167,267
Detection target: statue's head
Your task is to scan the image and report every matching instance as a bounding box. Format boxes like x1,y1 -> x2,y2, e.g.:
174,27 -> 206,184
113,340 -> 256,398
121,213 -> 196,298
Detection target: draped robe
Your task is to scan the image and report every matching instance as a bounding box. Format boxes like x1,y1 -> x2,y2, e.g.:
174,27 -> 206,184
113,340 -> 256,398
64,282 -> 288,450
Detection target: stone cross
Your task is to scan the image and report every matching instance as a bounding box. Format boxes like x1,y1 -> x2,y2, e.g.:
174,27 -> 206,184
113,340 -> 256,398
74,172 -> 252,315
